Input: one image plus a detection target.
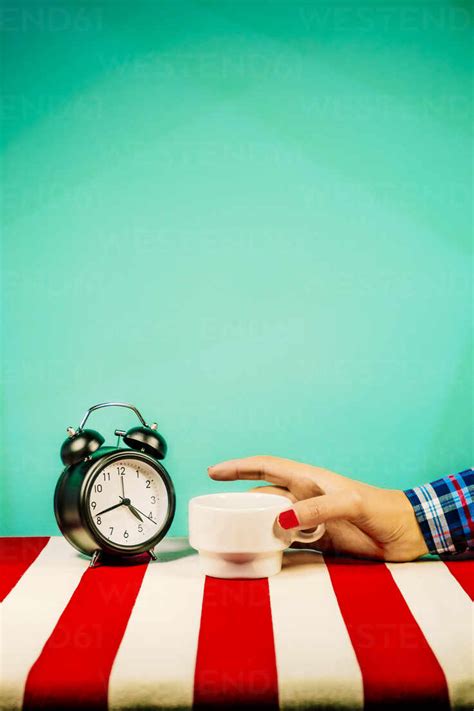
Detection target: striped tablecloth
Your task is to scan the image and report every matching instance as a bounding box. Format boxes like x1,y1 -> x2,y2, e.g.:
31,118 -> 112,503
0,536 -> 472,710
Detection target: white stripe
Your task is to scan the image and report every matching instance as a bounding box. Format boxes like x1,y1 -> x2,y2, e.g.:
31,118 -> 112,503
269,550 -> 363,709
387,560 -> 474,711
0,538 -> 87,711
108,538 -> 204,710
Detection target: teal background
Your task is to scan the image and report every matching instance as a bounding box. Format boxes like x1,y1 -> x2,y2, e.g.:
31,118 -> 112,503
1,0 -> 472,537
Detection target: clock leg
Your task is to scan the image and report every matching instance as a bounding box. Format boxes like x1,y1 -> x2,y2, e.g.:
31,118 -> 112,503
148,549 -> 157,561
89,550 -> 101,568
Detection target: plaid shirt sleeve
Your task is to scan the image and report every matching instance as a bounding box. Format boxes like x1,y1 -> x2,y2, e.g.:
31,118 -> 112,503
404,469 -> 474,555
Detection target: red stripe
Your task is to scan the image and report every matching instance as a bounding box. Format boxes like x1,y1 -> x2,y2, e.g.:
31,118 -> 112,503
23,556 -> 149,711
325,557 -> 450,710
447,474 -> 474,533
443,560 -> 474,600
0,536 -> 49,602
193,577 -> 279,710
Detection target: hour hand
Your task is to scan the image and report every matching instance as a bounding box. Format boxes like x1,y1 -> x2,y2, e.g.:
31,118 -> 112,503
96,501 -> 123,516
128,504 -> 144,522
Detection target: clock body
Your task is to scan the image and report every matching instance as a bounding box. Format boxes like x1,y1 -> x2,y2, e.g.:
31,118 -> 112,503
54,446 -> 176,557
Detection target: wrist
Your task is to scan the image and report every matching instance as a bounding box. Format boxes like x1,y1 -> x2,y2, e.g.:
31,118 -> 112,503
395,489 -> 429,560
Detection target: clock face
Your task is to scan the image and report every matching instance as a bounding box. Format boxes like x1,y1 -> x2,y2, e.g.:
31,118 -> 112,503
86,457 -> 170,549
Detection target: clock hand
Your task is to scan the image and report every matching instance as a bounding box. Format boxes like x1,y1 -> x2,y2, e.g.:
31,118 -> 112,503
120,473 -> 125,498
128,504 -> 144,522
119,496 -> 144,523
126,503 -> 158,526
96,501 -> 124,516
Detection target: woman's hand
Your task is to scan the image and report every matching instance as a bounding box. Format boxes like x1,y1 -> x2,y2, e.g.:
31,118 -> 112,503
208,456 -> 428,562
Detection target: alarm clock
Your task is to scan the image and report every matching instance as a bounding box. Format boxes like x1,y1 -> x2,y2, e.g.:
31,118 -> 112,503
54,402 -> 176,567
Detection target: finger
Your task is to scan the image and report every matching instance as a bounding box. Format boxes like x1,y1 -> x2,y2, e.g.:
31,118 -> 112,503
207,455 -> 346,495
248,485 -> 296,503
248,485 -> 317,530
277,490 -> 364,532
208,456 -> 303,488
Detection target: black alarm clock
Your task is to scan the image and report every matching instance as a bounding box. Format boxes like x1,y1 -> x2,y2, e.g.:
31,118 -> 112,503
54,402 -> 176,567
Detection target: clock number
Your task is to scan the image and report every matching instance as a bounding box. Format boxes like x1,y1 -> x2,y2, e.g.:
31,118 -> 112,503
117,466 -> 125,476
123,530 -> 129,539
138,524 -> 143,533
96,516 -> 102,525
94,484 -> 103,493
91,501 -> 96,509
145,480 -> 151,488
102,471 -> 111,481
109,527 -> 114,537
150,495 -> 156,504
136,469 -> 140,478
149,512 -> 153,520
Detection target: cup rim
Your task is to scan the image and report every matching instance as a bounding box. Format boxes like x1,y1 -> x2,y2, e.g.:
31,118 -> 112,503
189,491 -> 290,512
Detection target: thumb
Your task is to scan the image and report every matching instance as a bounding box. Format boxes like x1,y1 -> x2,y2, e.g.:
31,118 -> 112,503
277,490 -> 364,531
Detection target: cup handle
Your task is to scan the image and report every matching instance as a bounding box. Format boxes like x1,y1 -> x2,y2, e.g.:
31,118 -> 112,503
292,523 -> 326,544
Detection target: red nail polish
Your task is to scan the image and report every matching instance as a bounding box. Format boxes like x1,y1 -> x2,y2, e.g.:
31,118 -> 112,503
278,509 -> 299,530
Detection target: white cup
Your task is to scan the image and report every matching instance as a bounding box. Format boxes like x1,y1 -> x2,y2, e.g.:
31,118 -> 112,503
188,492 -> 325,579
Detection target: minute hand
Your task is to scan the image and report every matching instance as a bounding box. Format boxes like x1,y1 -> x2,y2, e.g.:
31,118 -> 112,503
128,504 -> 158,525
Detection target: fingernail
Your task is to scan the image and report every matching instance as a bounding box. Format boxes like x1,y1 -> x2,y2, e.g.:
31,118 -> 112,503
278,508 -> 300,530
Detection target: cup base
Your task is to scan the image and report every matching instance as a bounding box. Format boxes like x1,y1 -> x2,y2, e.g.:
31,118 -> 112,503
198,550 -> 283,579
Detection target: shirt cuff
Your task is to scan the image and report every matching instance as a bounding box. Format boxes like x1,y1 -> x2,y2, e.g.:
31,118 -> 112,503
403,469 -> 474,555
